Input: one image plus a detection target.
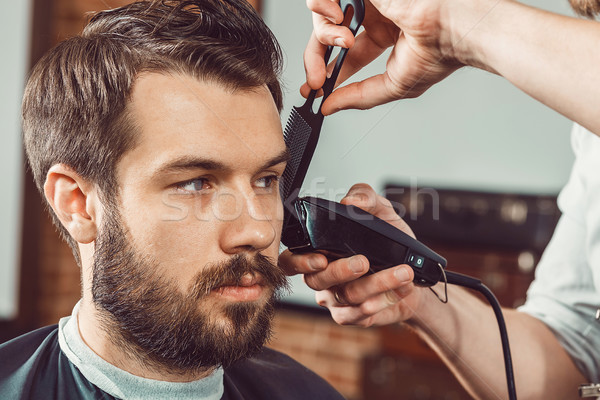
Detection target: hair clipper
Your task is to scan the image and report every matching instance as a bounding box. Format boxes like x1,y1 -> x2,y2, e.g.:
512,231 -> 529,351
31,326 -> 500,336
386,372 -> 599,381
280,0 -> 446,287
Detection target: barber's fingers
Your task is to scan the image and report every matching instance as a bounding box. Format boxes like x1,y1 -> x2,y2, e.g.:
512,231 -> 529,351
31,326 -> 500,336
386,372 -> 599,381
304,27 -> 356,92
304,32 -> 328,92
304,0 -> 390,94
332,30 -> 389,85
340,183 -> 415,237
278,249 -> 328,276
302,29 -> 389,98
306,0 -> 345,24
304,37 -> 404,109
312,11 -> 356,47
315,266 -> 417,326
320,33 -> 461,115
318,36 -> 408,113
341,183 -> 398,222
304,0 -> 355,92
321,264 -> 414,306
319,70 -> 401,115
303,254 -> 369,291
326,299 -> 416,327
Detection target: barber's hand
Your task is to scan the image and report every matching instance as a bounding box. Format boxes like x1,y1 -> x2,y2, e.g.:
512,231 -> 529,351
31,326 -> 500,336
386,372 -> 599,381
278,183 -> 425,327
302,0 -> 461,115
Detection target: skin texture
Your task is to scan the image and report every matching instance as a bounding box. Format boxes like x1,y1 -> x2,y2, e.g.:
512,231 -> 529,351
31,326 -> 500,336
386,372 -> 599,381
279,184 -> 586,399
301,0 -> 600,137
280,1 -> 598,397
44,73 -> 289,382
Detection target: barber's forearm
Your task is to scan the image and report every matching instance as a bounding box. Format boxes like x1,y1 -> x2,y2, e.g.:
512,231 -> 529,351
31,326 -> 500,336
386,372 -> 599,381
447,0 -> 600,135
406,285 -> 585,399
406,286 -> 510,399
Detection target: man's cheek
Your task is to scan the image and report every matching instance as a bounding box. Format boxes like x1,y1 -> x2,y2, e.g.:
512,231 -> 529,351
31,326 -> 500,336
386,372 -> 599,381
141,218 -> 215,265
160,192 -> 217,223
160,192 -> 190,221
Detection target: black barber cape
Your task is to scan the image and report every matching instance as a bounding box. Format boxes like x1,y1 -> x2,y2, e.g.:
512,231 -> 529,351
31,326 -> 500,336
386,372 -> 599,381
0,325 -> 345,400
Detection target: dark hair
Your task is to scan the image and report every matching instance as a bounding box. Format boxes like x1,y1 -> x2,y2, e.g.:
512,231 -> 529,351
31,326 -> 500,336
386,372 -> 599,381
22,0 -> 283,264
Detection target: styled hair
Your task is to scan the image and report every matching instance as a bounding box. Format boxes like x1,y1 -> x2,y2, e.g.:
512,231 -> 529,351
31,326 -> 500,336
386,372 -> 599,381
22,0 -> 283,264
570,0 -> 600,18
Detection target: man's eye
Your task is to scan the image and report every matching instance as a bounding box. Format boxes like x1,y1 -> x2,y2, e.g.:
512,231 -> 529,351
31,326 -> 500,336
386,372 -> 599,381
176,178 -> 210,192
256,175 -> 279,189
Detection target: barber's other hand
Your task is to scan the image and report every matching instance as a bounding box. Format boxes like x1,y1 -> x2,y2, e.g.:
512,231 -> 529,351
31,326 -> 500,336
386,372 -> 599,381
278,183 -> 425,327
303,0 -> 461,115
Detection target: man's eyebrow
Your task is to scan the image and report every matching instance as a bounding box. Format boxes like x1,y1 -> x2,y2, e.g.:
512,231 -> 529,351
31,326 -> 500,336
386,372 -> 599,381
261,148 -> 290,171
152,148 -> 290,178
152,157 -> 228,177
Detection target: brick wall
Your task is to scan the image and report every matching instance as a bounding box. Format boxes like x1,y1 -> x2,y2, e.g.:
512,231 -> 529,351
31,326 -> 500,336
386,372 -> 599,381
36,213 -> 80,326
269,308 -> 382,400
33,0 -> 80,322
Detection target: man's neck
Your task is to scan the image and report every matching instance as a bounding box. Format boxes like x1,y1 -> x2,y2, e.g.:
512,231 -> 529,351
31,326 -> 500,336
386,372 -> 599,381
77,297 -> 215,382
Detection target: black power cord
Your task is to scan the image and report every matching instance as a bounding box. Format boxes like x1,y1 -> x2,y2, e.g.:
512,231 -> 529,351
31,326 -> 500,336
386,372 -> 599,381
445,270 -> 517,400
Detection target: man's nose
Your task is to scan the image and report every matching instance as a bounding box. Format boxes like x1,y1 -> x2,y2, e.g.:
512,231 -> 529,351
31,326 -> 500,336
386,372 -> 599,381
217,190 -> 277,254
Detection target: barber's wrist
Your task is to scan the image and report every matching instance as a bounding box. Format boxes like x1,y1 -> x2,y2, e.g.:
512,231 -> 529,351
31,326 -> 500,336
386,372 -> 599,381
403,283 -> 445,330
445,0 -> 511,72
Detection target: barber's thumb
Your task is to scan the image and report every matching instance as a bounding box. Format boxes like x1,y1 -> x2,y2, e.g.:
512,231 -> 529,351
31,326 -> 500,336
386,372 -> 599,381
341,183 -> 375,206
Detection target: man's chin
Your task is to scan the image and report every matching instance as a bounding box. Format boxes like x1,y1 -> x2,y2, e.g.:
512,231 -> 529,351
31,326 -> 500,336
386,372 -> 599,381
198,298 -> 273,348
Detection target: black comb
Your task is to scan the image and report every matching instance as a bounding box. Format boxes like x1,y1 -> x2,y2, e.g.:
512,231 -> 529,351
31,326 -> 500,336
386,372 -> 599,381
281,0 -> 365,247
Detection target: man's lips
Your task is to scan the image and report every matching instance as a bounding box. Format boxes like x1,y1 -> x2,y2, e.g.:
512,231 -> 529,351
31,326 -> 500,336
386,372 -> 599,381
212,273 -> 266,301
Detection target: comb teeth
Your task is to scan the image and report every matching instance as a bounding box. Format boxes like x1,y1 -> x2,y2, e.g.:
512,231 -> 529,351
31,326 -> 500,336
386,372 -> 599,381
281,107 -> 312,200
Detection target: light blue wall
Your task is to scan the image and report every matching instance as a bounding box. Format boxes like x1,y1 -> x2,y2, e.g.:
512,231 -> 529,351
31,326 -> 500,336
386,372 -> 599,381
0,0 -> 31,319
265,0 -> 576,198
264,0 -> 578,305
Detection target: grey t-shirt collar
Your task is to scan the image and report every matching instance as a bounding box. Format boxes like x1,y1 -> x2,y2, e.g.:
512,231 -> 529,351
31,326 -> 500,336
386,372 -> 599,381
58,301 -> 224,400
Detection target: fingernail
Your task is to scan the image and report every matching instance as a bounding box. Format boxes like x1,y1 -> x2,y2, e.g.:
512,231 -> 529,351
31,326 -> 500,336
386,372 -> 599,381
334,37 -> 346,48
350,256 -> 366,274
395,267 -> 410,282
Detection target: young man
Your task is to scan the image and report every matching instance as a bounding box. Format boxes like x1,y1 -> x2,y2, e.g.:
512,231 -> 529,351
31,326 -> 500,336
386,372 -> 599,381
0,1 -> 345,399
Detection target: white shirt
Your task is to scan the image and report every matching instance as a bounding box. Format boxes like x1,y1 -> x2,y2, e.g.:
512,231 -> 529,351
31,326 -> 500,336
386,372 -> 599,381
520,124 -> 600,381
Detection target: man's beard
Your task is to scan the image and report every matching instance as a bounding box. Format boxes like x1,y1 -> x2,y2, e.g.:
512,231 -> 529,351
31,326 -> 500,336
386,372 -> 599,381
91,206 -> 289,375
570,0 -> 600,17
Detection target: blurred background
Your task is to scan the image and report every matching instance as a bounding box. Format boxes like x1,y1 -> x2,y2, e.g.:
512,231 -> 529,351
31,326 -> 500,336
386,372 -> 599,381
0,0 -> 576,398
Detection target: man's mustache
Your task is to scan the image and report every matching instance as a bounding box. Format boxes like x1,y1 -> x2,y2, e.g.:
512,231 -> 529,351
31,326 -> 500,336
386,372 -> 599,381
190,253 -> 289,299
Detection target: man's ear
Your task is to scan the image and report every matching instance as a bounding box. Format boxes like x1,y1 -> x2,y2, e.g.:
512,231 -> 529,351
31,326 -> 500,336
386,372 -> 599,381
44,164 -> 99,244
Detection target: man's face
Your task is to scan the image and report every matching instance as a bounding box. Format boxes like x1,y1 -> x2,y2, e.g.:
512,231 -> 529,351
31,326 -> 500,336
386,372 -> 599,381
91,73 -> 289,373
